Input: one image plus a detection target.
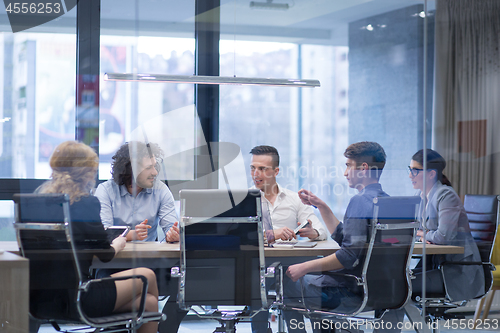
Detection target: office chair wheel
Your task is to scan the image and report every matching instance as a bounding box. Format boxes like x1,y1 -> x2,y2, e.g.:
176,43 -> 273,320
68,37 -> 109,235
214,320 -> 237,333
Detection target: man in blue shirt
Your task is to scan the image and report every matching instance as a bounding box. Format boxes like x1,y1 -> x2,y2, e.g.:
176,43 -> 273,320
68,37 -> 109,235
285,141 -> 389,332
95,141 -> 178,242
95,141 -> 185,333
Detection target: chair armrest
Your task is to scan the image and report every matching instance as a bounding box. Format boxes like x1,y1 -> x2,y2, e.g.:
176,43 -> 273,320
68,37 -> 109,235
439,261 -> 495,271
307,271 -> 363,285
81,274 -> 149,318
265,261 -> 281,278
321,272 -> 363,286
171,266 -> 180,278
265,262 -> 283,306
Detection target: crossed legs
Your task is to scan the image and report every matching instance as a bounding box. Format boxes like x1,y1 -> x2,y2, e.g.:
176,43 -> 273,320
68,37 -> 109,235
113,267 -> 159,333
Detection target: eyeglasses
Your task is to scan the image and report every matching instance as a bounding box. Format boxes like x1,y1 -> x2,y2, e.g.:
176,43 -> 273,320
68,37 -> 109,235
407,166 -> 424,177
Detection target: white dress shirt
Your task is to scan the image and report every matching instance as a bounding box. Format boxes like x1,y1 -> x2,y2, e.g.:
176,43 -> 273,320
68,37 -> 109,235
255,184 -> 328,240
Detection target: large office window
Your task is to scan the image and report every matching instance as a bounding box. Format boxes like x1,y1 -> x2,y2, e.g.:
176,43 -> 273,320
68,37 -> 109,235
5,2 -> 497,209
99,0 -> 197,181
0,6 -> 77,240
219,41 -> 351,216
219,41 -> 299,190
0,0 -> 435,236
2,1 -> 500,329
0,32 -> 76,179
98,36 -> 196,180
218,1 -> 430,218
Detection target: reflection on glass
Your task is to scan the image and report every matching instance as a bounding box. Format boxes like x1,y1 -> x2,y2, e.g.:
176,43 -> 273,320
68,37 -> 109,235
99,36 -> 195,179
0,200 -> 15,241
0,33 -> 76,179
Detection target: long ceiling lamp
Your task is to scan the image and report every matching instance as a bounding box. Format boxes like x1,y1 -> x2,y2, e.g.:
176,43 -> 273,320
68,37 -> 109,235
250,0 -> 290,11
104,73 -> 320,88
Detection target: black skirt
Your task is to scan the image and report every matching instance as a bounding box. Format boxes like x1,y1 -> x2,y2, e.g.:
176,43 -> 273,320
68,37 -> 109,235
80,279 -> 117,318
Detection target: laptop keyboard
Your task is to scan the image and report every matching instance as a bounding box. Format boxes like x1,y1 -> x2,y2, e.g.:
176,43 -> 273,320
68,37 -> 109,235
274,239 -> 299,245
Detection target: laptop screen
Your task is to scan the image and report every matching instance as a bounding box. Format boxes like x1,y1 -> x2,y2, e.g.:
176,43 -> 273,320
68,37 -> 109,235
179,189 -> 263,307
261,199 -> 275,244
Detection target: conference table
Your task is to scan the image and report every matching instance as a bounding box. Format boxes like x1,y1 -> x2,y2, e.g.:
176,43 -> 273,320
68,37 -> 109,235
0,239 -> 463,333
0,238 -> 464,261
0,238 -> 464,293
94,240 -> 463,333
100,239 -> 463,258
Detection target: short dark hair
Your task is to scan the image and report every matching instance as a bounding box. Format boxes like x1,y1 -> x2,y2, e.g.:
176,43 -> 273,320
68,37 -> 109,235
111,141 -> 163,186
344,141 -> 386,179
250,145 -> 280,168
411,149 -> 449,184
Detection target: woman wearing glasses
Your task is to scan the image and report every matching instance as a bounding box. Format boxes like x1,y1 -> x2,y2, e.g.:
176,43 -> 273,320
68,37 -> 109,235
408,149 -> 484,302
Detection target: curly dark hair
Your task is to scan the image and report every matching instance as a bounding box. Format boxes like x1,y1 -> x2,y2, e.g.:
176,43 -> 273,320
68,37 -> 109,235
111,141 -> 164,186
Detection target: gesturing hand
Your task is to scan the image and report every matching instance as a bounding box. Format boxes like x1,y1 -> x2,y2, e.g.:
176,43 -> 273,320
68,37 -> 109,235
166,221 -> 180,242
297,220 -> 319,239
134,219 -> 151,241
298,189 -> 323,208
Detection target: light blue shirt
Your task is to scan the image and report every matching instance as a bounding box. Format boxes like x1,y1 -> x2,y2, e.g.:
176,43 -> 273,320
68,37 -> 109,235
95,179 -> 178,242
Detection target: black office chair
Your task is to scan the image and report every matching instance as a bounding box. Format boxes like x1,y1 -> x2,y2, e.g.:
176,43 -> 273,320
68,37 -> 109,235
286,196 -> 419,325
171,189 -> 282,333
411,194 -> 498,329
13,193 -> 165,333
465,194 -> 499,276
464,195 -> 500,327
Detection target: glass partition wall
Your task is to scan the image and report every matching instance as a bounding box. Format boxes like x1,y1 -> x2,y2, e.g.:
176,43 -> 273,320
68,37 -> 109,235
0,6 -> 77,241
1,0 -> 499,332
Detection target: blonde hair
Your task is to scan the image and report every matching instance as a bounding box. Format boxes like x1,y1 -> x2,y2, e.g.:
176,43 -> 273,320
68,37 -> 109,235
39,141 -> 98,204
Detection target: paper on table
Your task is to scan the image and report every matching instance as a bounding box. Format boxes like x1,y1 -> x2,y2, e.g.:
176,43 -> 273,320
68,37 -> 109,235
293,241 -> 317,248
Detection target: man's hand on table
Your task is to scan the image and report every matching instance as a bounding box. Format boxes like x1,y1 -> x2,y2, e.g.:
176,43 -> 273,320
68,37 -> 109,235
297,219 -> 319,240
128,219 -> 151,241
166,221 -> 180,242
416,229 -> 432,244
274,227 -> 297,241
